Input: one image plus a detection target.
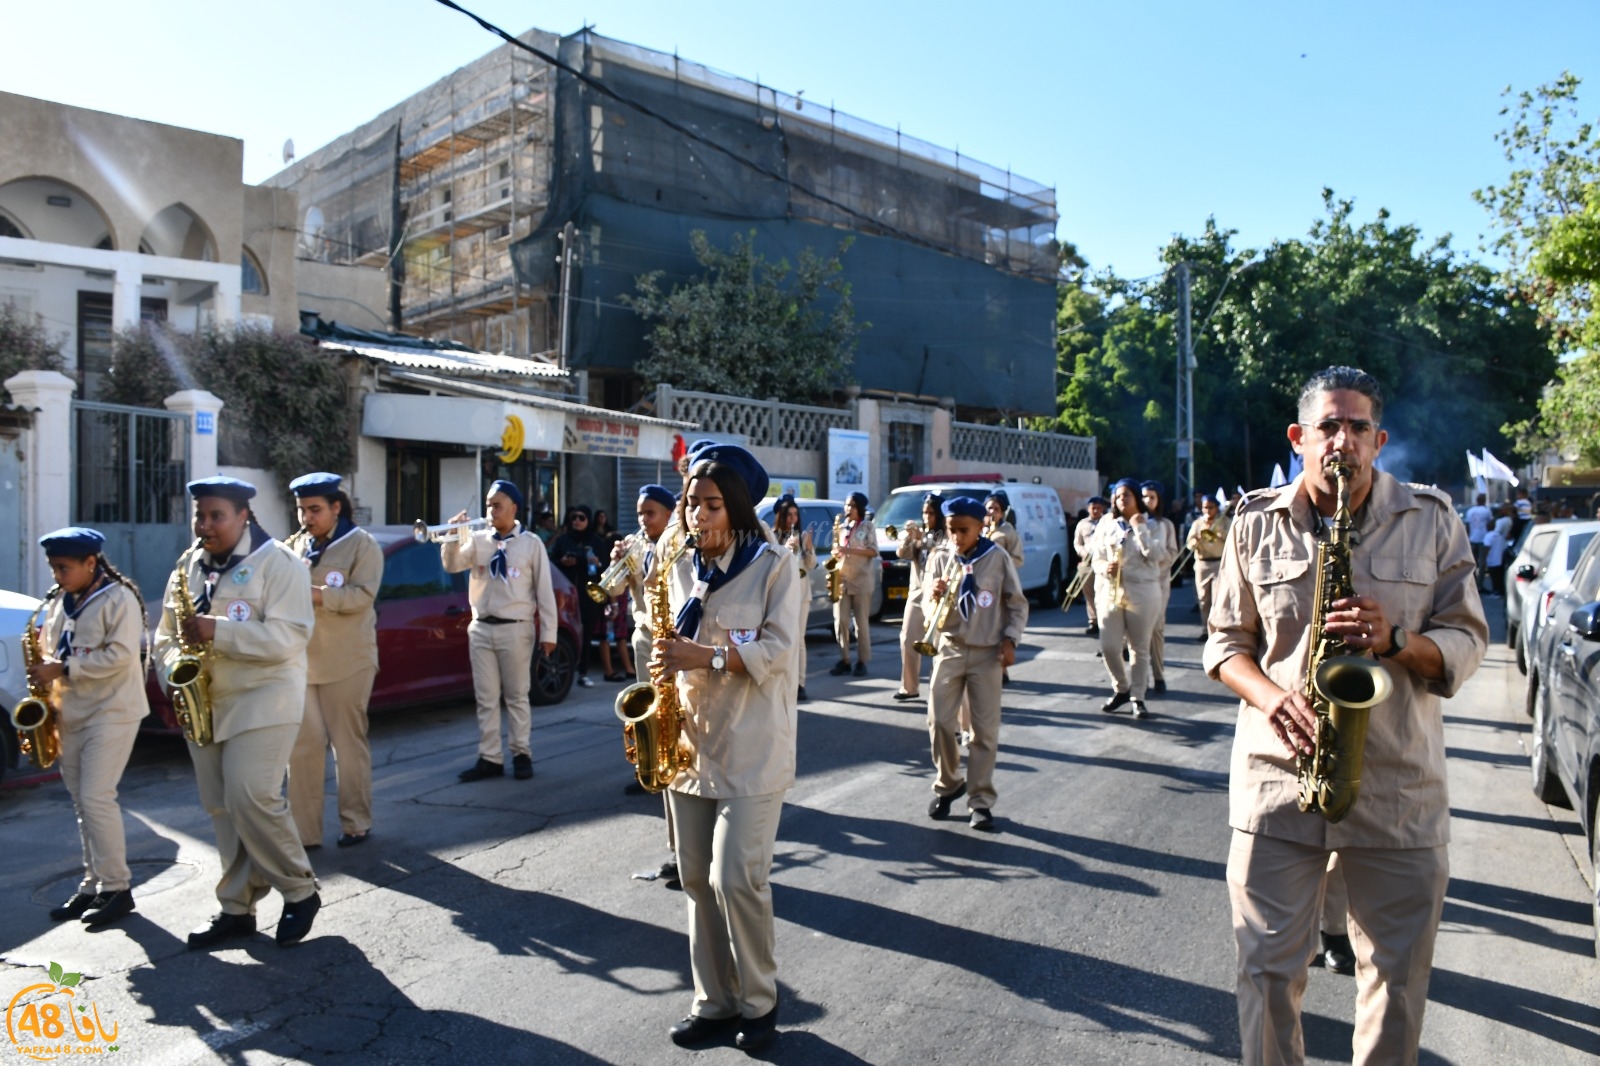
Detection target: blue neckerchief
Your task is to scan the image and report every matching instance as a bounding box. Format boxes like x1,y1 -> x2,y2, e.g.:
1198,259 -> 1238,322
489,523 -> 524,583
56,573 -> 111,661
955,537 -> 998,620
306,515 -> 357,567
196,524 -> 269,614
674,536 -> 768,642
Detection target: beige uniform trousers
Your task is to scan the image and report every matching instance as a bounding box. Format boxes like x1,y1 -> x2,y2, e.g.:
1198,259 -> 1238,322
795,589 -> 811,687
1150,579 -> 1171,682
1099,581 -> 1163,699
899,598 -> 927,695
1321,852 -> 1348,935
189,723 -> 318,913
928,641 -> 1002,811
669,789 -> 784,1019
1195,558 -> 1222,632
1082,572 -> 1098,623
468,619 -> 535,763
1227,831 -> 1448,1066
58,719 -> 142,894
834,585 -> 872,665
289,666 -> 377,845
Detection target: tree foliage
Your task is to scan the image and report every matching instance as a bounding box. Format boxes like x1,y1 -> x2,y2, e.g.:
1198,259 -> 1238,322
625,230 -> 863,403
0,304 -> 66,401
102,325 -> 353,489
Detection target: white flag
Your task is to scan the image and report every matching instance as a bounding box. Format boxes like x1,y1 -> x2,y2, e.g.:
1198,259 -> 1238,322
1216,485 -> 1227,503
1466,451 -> 1485,479
1270,463 -> 1288,489
1480,449 -> 1520,486
1236,484 -> 1248,500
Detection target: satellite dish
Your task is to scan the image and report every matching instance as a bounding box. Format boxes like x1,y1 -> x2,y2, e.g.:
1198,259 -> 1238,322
282,139 -> 295,165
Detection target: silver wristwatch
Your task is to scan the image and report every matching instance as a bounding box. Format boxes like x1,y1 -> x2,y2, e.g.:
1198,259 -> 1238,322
710,645 -> 728,672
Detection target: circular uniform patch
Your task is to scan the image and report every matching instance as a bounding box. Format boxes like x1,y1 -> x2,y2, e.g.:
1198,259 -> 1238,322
325,570 -> 345,588
225,600 -> 253,622
977,590 -> 995,609
508,566 -> 522,579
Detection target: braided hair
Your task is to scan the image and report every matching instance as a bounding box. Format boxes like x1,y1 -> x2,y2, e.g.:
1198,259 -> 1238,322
95,553 -> 149,669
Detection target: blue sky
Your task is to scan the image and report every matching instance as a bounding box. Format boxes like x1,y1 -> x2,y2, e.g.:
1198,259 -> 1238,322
4,1 -> 1594,278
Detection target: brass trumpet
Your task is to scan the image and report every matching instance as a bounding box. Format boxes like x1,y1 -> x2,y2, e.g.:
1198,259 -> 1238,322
914,556 -> 963,656
414,518 -> 489,543
588,533 -> 645,603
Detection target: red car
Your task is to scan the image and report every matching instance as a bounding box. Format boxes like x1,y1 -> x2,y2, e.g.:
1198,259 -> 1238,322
144,526 -> 583,729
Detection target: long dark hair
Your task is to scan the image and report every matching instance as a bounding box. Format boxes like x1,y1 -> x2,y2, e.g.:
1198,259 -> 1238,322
679,459 -> 764,543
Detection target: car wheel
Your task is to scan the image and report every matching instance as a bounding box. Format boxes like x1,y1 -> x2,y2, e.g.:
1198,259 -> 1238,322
1590,819 -> 1600,960
1524,670 -> 1539,719
1506,617 -> 1518,649
0,721 -> 14,788
1516,634 -> 1527,675
1530,679 -> 1570,807
1038,558 -> 1064,609
530,632 -> 577,706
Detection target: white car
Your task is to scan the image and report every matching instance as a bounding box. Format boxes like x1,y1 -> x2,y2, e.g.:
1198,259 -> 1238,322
0,588 -> 55,788
1515,520 -> 1600,682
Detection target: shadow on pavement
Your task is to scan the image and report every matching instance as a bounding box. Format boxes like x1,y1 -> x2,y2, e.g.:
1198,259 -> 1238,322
999,741 -> 1228,795
1448,877 -> 1592,927
1450,806 -> 1583,836
1428,967 -> 1600,1055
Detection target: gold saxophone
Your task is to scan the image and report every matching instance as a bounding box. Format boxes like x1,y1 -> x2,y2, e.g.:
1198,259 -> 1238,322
164,541 -> 215,747
11,593 -> 61,770
615,531 -> 694,793
914,555 -> 964,656
1297,460 -> 1394,823
824,514 -> 844,603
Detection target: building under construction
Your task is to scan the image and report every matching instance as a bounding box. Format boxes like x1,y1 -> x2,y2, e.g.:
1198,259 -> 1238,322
268,27 -> 1061,417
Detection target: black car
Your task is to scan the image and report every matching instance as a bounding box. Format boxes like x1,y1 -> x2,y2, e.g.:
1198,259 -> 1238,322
1527,532 -> 1600,957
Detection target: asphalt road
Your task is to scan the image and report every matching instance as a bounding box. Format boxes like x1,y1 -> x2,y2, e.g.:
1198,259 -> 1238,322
1,584 -> 1597,1065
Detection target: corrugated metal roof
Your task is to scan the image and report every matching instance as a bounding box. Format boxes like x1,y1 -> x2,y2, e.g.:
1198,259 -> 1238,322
386,370 -> 695,430
320,339 -> 570,379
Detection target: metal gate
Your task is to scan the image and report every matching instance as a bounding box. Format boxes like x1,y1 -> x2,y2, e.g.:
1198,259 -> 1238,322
0,426 -> 24,593
72,401 -> 191,601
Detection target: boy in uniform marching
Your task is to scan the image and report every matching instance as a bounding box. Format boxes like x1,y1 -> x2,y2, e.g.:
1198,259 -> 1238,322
923,497 -> 1028,830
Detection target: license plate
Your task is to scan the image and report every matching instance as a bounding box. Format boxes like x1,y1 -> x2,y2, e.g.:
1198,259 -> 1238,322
887,587 -> 907,600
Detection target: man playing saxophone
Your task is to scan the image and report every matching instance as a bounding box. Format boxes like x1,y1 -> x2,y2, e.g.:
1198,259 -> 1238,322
1203,367 -> 1486,1066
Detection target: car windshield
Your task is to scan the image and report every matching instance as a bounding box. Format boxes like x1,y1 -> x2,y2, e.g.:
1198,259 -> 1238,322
874,489 -> 986,528
1565,531 -> 1598,570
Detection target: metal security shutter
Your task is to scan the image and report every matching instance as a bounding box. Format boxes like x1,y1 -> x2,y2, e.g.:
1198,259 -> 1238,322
617,457 -> 674,530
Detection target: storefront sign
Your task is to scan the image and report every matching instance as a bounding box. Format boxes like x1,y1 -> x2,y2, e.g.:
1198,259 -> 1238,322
565,415 -> 641,457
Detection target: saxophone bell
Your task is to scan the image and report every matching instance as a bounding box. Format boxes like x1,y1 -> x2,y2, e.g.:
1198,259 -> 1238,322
11,594 -> 61,769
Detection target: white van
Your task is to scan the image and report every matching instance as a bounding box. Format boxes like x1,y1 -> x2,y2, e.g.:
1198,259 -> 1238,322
872,481 -> 1069,610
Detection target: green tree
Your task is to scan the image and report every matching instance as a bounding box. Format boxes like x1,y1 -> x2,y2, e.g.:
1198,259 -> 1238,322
625,230 -> 863,403
0,304 -> 66,401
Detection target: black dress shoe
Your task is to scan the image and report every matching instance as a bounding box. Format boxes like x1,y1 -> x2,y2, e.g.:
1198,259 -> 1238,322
187,912 -> 256,950
829,660 -> 851,676
1152,678 -> 1167,695
49,892 -> 103,922
796,685 -> 809,703
1130,699 -> 1148,720
458,757 -> 505,782
82,889 -> 135,927
1102,691 -> 1131,714
927,782 -> 967,820
1085,623 -> 1099,637
336,831 -> 369,848
512,753 -> 533,780
276,892 -> 321,946
852,661 -> 868,677
892,691 -> 919,701
1321,931 -> 1356,975
969,807 -> 995,831
658,859 -> 681,889
668,1013 -> 737,1047
736,1005 -> 779,1051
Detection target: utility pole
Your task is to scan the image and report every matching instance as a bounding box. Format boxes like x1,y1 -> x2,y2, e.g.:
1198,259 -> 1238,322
1174,262 -> 1196,509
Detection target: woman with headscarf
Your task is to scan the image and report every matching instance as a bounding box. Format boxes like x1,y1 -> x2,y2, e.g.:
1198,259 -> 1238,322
772,493 -> 817,702
829,491 -> 878,678
1088,478 -> 1165,720
549,505 -> 604,688
653,443 -> 801,1052
893,491 -> 947,702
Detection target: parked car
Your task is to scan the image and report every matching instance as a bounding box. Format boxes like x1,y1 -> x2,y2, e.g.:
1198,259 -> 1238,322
0,588 -> 62,789
755,498 -> 884,631
1513,520 -> 1600,679
145,527 -> 583,729
872,480 -> 1070,609
1525,532 -> 1600,956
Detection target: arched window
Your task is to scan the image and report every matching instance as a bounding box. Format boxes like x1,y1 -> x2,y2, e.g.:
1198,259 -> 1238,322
0,213 -> 26,239
241,247 -> 267,294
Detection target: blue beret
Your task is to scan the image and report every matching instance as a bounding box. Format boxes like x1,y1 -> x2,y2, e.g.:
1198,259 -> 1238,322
1140,479 -> 1165,497
942,496 -> 985,521
985,489 -> 1010,508
488,479 -> 525,513
39,526 -> 106,557
638,483 -> 676,510
1110,478 -> 1141,496
289,472 -> 342,498
847,491 -> 869,512
187,476 -> 256,502
922,491 -> 944,508
1088,496 -> 1109,507
689,443 -> 769,503
774,493 -> 797,511
1200,494 -> 1216,506
686,438 -> 721,460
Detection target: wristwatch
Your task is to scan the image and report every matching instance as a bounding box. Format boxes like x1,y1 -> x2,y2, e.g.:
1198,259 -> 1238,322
710,645 -> 728,672
1378,626 -> 1407,659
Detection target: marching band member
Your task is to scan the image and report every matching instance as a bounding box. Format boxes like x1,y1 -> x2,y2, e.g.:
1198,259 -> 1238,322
33,528 -> 147,928
443,480 -> 558,783
923,496 -> 1028,831
622,484 -> 680,687
1091,479 -> 1164,720
285,473 -> 382,849
772,494 -> 816,702
1185,494 -> 1230,640
156,477 -> 321,949
828,491 -> 877,678
655,444 -> 801,1052
893,492 -> 945,702
983,491 -> 1026,570
1073,496 -> 1107,637
1140,480 -> 1180,695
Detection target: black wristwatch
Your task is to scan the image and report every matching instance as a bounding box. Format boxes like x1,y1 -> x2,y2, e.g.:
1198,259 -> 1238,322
1379,626 -> 1407,659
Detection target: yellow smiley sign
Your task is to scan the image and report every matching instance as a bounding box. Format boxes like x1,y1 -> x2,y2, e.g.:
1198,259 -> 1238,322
499,414 -> 525,464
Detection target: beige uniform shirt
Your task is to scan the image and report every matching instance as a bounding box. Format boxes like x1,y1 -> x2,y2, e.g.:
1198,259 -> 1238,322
989,520 -> 1025,570
1202,472 -> 1488,849
666,543 -> 803,798
155,539 -> 314,744
1088,517 -> 1166,586
1149,517 -> 1179,572
442,523 -> 558,645
896,528 -> 946,610
42,582 -> 148,731
1186,514 -> 1231,561
836,518 -> 877,593
1073,516 -> 1100,567
780,527 -> 817,578
922,542 -> 1028,648
286,526 -> 383,685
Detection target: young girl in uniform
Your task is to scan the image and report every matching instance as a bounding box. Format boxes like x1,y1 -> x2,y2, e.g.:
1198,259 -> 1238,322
1092,478 -> 1165,720
772,494 -> 816,702
33,528 -> 148,928
653,443 -> 801,1053
894,492 -> 946,702
829,491 -> 877,677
